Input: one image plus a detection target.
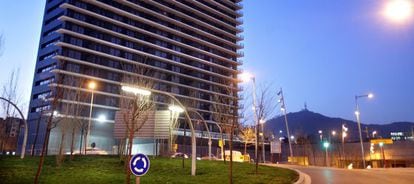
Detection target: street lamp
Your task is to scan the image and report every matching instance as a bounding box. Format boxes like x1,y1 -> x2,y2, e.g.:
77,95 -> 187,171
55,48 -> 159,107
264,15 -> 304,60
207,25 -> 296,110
85,81 -> 96,154
121,85 -> 151,96
168,105 -> 186,163
332,131 -> 337,136
354,92 -> 374,169
278,88 -> 294,159
168,104 -> 184,150
239,72 -> 261,168
168,105 -> 184,113
342,124 -> 348,166
372,131 -> 377,138
383,0 -> 413,23
318,130 -> 323,142
323,142 -> 330,167
379,142 -> 385,168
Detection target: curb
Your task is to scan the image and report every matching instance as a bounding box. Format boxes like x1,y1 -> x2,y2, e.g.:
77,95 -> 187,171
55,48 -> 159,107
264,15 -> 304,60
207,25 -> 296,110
262,164 -> 311,184
290,167 -> 311,184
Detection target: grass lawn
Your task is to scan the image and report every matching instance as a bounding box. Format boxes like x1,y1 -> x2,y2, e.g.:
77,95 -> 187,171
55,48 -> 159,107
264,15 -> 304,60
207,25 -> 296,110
0,156 -> 298,184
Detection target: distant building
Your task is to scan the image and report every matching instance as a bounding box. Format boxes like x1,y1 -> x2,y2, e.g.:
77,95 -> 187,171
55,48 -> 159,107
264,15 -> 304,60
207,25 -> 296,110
390,131 -> 413,141
0,117 -> 23,154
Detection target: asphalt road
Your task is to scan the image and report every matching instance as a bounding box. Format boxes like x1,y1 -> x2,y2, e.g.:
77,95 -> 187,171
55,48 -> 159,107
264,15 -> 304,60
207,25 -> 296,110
281,164 -> 414,184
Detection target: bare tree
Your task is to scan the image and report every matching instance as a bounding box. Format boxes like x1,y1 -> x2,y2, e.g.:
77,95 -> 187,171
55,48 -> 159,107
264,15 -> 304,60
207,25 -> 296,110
31,97 -> 48,156
1,69 -> 23,153
34,67 -> 66,184
239,125 -> 255,156
119,63 -> 155,184
212,85 -> 238,184
1,69 -> 21,117
59,77 -> 89,160
54,76 -> 88,165
256,84 -> 278,163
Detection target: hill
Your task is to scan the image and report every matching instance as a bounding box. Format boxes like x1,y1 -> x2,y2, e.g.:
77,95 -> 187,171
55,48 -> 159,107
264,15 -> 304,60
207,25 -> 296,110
264,109 -> 414,142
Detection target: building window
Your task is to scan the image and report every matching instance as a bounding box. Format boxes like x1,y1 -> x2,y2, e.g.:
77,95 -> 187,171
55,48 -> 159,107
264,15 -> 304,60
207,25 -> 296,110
38,78 -> 55,86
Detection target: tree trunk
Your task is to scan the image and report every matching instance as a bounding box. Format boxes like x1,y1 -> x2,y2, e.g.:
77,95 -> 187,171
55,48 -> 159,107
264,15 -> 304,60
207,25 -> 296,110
125,130 -> 134,184
229,129 -> 233,184
244,142 -> 247,155
45,131 -> 51,156
70,126 -> 75,160
222,132 -> 226,164
79,128 -> 84,156
31,116 -> 42,156
182,123 -> 186,168
34,115 -> 53,184
56,131 -> 65,166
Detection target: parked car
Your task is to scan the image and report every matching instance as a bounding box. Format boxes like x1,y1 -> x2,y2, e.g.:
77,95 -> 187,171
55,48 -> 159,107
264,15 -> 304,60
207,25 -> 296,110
170,152 -> 189,159
223,150 -> 245,162
66,148 -> 108,155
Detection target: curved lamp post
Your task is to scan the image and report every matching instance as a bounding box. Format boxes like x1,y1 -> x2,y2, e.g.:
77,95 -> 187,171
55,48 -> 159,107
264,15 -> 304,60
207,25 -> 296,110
121,84 -> 197,176
239,72 -> 260,166
0,97 -> 27,159
209,121 -> 224,160
85,81 -> 96,154
187,108 -> 212,160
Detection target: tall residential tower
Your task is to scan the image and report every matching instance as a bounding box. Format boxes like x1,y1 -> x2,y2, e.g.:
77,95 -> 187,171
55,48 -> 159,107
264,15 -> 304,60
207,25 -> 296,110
26,0 -> 243,154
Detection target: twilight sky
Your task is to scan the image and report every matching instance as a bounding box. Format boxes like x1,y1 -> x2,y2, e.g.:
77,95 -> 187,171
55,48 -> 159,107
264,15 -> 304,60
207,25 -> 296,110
1,0 -> 414,124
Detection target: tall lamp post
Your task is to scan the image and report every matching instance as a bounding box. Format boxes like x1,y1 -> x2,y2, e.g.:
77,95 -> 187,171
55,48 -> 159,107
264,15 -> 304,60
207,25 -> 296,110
239,73 -> 260,168
279,88 -> 293,159
187,108 -> 212,161
342,124 -> 348,167
318,130 -> 323,142
85,81 -> 96,154
323,142 -> 330,167
260,119 -> 266,163
354,93 -> 374,169
379,142 -> 385,168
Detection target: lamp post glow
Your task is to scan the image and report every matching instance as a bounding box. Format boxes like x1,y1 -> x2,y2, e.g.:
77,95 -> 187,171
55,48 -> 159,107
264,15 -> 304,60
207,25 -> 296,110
355,93 -> 374,169
383,0 -> 413,23
121,86 -> 151,96
85,81 -> 96,154
97,114 -> 106,123
53,110 -> 59,116
372,131 -> 377,138
168,105 -> 184,113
